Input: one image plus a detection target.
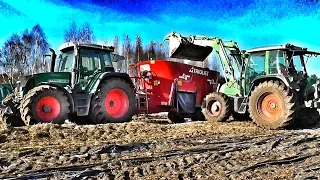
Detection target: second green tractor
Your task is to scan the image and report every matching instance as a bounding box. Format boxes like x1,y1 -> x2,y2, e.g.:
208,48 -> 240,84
167,32 -> 320,129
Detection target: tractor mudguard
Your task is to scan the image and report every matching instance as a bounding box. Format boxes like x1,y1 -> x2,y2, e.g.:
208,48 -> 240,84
248,75 -> 293,95
37,82 -> 75,113
22,72 -> 71,95
88,72 -> 134,94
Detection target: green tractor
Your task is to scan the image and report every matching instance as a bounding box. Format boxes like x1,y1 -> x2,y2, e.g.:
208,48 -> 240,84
166,32 -> 320,129
2,42 -> 136,126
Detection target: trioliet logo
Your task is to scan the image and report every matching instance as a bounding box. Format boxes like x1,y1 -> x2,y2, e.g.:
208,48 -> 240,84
189,67 -> 209,76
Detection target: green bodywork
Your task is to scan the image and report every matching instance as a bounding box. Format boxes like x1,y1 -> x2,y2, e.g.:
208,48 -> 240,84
23,72 -> 71,95
0,83 -> 15,101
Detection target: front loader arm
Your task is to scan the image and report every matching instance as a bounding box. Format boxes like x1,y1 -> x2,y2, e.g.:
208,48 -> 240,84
164,31 -> 243,84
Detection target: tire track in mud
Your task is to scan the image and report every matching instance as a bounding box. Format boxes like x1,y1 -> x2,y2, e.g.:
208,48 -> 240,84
2,131 -> 320,179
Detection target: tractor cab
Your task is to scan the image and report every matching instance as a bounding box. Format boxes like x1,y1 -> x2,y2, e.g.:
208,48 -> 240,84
56,42 -> 117,91
245,44 -> 320,94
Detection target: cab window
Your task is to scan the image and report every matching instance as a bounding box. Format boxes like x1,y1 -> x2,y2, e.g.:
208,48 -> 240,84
80,49 -> 101,72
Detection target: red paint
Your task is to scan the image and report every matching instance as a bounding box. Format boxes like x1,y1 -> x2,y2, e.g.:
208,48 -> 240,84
176,80 -> 197,93
134,60 -> 220,113
105,88 -> 129,118
36,96 -> 61,122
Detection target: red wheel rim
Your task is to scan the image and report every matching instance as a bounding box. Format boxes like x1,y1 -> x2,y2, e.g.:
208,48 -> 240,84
207,100 -> 221,117
105,89 -> 129,118
257,93 -> 282,121
36,96 -> 61,122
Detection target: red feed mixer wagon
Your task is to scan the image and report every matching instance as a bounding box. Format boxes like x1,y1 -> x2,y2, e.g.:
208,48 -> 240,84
131,59 -> 220,123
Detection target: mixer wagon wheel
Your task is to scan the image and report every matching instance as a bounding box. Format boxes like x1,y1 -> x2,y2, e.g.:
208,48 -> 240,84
2,93 -> 25,126
191,108 -> 206,121
201,92 -> 232,122
168,110 -> 185,123
20,85 -> 70,125
248,80 -> 298,129
89,78 -> 136,124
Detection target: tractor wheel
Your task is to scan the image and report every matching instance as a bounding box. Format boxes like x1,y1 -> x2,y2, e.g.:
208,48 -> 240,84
2,93 -> 25,127
248,80 -> 298,129
20,85 -> 70,125
201,92 -> 232,122
191,108 -> 206,121
168,110 -> 185,123
89,78 -> 136,124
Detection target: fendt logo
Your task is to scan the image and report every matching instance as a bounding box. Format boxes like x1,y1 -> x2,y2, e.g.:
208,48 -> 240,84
189,67 -> 209,76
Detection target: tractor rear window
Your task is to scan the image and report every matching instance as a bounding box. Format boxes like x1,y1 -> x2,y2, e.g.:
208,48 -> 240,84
103,53 -> 113,67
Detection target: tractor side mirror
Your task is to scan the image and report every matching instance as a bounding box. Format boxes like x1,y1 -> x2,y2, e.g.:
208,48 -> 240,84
242,54 -> 249,59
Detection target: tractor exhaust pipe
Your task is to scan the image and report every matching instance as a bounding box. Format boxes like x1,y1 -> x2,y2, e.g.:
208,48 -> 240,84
49,48 -> 56,72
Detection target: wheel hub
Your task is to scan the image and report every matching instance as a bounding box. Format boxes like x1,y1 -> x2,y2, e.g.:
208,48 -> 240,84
36,96 -> 61,122
270,102 -> 276,109
105,89 -> 129,118
109,101 -> 115,107
42,105 -> 52,113
208,100 -> 221,117
257,93 -> 282,121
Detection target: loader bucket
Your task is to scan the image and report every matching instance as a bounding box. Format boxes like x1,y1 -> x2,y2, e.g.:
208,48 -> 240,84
170,43 -> 213,61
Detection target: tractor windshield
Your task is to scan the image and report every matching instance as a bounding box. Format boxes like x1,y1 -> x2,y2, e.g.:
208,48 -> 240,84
58,49 -> 74,72
288,55 -> 304,73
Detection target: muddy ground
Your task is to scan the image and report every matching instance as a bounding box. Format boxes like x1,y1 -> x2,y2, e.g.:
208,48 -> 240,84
0,114 -> 320,179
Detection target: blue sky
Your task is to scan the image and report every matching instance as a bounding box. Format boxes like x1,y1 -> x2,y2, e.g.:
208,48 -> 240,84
1,0 -> 320,75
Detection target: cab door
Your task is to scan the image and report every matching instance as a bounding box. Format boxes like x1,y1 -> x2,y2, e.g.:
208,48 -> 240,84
78,49 -> 103,91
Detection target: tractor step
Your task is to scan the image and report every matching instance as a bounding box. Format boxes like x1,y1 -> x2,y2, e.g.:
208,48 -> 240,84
136,92 -> 150,115
73,93 -> 92,116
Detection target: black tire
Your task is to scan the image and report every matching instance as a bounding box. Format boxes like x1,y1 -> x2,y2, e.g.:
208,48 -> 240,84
2,93 -> 25,127
168,110 -> 185,123
2,93 -> 19,114
20,85 -> 70,125
295,108 -> 320,128
201,92 -> 232,122
248,80 -> 298,129
191,108 -> 205,121
89,78 -> 136,124
0,111 -> 25,127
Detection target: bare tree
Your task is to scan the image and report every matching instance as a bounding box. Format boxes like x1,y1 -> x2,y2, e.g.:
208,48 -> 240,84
154,42 -> 166,60
21,29 -> 33,74
64,21 -> 95,43
122,35 -> 132,74
78,22 -> 95,43
134,35 -> 143,62
1,34 -> 24,79
1,24 -> 50,79
31,24 -> 49,73
64,21 -> 78,42
148,41 -> 156,60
